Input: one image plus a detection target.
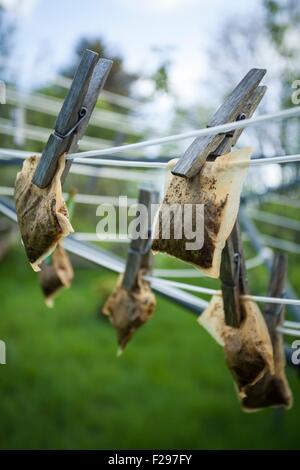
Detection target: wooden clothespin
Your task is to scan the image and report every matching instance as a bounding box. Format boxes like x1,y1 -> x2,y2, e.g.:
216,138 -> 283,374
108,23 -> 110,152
220,221 -> 249,327
32,50 -> 113,188
122,184 -> 159,291
264,253 -> 287,342
170,69 -> 267,327
172,68 -> 266,178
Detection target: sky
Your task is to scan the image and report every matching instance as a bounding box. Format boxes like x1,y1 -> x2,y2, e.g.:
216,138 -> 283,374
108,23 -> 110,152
0,0 -> 288,187
1,0 -> 262,104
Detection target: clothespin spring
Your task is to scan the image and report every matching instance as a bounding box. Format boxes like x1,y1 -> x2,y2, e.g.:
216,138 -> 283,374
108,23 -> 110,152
54,107 -> 87,140
128,229 -> 152,257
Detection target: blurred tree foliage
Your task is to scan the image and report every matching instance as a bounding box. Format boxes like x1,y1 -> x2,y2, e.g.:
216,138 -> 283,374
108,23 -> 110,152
0,6 -> 16,150
263,0 -> 300,164
208,0 -> 300,182
0,5 -> 15,83
61,37 -> 138,97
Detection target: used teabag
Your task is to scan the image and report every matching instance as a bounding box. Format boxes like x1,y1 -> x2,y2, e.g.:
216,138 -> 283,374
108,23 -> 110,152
199,295 -> 279,411
14,155 -> 74,272
152,148 -> 252,278
102,270 -> 156,354
241,307 -> 293,410
39,243 -> 74,308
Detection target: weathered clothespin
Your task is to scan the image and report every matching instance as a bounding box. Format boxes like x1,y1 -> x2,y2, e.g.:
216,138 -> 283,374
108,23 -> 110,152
122,184 -> 159,291
264,253 -> 287,342
32,50 -> 113,188
170,69 -> 267,327
220,221 -> 249,327
172,68 -> 267,178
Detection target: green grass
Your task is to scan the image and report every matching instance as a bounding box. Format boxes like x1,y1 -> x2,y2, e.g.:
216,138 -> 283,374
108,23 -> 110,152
0,246 -> 300,449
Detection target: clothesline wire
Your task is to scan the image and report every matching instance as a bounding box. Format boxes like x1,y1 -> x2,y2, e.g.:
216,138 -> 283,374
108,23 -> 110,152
1,198 -> 300,335
143,276 -> 300,307
1,147 -> 300,169
248,208 -> 300,232
70,154 -> 300,167
68,105 -> 300,159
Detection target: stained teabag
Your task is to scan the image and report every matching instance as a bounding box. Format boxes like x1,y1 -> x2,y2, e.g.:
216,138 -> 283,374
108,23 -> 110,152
241,307 -> 293,411
14,155 -> 74,272
39,243 -> 74,308
102,270 -> 156,353
199,295 -> 280,411
152,148 -> 252,278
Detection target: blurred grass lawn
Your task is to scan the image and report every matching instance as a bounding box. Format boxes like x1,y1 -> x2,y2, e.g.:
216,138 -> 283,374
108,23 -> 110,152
0,243 -> 300,450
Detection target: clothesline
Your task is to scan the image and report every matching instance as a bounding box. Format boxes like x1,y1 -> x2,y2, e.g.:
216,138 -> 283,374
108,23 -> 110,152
264,194 -> 300,209
67,105 -> 300,159
277,327 -> 300,338
144,276 -> 300,307
1,197 -> 300,337
1,146 -> 300,169
248,209 -> 300,232
70,154 -> 300,167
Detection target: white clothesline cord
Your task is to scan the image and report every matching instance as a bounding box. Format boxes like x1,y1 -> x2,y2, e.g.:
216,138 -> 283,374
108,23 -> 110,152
6,87 -> 143,134
70,157 -> 168,167
249,209 -> 300,232
261,234 -> 300,255
243,226 -> 300,255
1,146 -> 300,168
284,320 -> 300,330
0,187 -> 137,206
0,152 -> 161,183
0,118 -> 113,150
264,194 -> 300,209
72,233 -> 130,243
53,75 -> 140,111
69,106 -> 300,159
1,199 -> 300,328
145,276 -> 300,307
0,187 -> 14,196
69,154 -> 300,167
277,327 -> 300,338
70,163 -> 161,183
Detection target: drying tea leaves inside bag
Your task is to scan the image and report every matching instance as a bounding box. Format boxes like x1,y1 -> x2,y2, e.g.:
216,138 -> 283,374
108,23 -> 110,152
14,155 -> 74,272
199,295 -> 278,410
39,243 -> 74,308
241,304 -> 293,410
152,148 -> 252,278
102,270 -> 156,353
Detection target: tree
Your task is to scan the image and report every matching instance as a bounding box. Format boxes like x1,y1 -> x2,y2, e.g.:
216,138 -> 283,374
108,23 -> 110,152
61,37 -> 138,97
207,0 -> 300,188
0,6 -> 15,83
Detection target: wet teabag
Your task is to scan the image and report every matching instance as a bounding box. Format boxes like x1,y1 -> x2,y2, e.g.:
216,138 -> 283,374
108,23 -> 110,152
14,155 -> 74,272
199,295 -> 280,411
241,309 -> 293,410
39,243 -> 74,308
152,148 -> 252,278
102,270 -> 156,353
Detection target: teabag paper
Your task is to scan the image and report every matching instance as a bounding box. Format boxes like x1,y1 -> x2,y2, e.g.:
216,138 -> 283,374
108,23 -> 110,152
152,147 -> 252,278
39,243 -> 74,308
102,270 -> 156,354
14,155 -> 74,272
198,295 -> 292,411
